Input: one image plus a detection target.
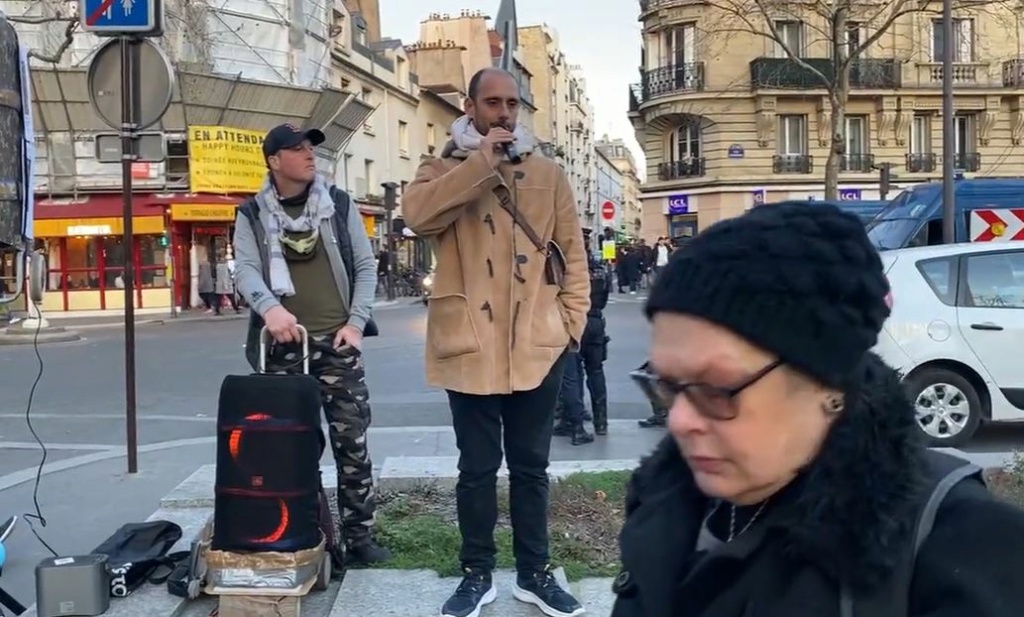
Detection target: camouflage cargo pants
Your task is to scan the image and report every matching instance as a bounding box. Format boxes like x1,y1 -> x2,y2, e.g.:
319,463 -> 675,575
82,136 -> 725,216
268,333 -> 376,545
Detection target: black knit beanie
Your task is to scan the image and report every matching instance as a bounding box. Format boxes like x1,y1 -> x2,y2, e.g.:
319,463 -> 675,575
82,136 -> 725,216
645,203 -> 891,388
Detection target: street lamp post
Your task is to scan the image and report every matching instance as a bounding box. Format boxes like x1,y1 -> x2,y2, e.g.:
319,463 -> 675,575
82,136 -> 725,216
381,182 -> 399,301
941,0 -> 955,243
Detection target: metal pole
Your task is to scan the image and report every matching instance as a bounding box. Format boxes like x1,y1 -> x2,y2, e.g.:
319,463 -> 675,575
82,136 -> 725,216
382,182 -> 398,301
941,0 -> 955,243
121,37 -> 139,474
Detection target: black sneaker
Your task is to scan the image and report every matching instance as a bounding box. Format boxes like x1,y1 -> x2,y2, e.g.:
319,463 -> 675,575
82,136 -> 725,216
513,566 -> 584,616
346,538 -> 392,566
440,569 -> 496,617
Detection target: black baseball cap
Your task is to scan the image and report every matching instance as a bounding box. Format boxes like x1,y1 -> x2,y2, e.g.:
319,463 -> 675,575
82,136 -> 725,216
262,123 -> 326,157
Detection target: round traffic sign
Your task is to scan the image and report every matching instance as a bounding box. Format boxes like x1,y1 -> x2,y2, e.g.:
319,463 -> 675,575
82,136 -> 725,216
88,38 -> 174,131
601,201 -> 615,220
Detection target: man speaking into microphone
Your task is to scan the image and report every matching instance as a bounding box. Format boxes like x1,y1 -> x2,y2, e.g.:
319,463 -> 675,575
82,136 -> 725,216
403,67 -> 590,617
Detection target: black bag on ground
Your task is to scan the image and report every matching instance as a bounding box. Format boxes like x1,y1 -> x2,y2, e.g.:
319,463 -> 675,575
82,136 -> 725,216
91,520 -> 183,597
213,325 -> 326,554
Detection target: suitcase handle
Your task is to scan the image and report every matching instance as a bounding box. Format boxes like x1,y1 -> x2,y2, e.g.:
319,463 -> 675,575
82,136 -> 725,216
258,325 -> 309,374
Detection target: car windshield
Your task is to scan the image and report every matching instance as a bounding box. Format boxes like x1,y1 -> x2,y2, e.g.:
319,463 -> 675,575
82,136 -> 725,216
866,189 -> 932,250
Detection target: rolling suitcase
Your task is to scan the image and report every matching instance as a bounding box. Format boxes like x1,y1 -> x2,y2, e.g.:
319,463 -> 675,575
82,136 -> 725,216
212,326 -> 325,553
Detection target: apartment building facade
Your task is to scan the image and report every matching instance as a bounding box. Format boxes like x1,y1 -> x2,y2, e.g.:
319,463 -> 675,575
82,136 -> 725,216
593,147 -> 625,235
631,0 -> 1024,241
596,136 -> 643,239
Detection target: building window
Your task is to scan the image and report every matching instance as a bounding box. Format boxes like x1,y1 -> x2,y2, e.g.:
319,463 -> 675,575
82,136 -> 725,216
355,24 -> 366,45
660,23 -> 695,67
674,123 -> 701,161
426,122 -> 436,151
931,18 -> 973,62
774,21 -> 803,57
361,88 -> 374,133
398,121 -> 409,156
396,56 -> 408,89
842,115 -> 872,172
364,159 -> 375,195
777,115 -> 806,155
843,22 -> 863,57
953,114 -> 980,171
911,114 -> 932,153
42,234 -> 168,311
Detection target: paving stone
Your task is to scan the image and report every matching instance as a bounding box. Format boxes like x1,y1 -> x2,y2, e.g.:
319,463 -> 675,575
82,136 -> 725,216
573,577 -> 616,616
330,568 -> 584,617
378,456 -> 640,491
176,582 -> 342,617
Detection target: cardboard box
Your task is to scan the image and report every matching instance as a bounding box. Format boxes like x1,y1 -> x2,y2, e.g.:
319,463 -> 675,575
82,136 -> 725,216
218,594 -> 301,617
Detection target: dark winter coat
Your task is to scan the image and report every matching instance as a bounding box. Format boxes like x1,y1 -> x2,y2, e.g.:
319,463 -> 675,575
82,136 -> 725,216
611,353 -> 1024,617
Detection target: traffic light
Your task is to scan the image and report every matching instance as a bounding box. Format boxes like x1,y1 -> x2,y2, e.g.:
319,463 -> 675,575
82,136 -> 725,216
158,234 -> 169,248
875,162 -> 895,200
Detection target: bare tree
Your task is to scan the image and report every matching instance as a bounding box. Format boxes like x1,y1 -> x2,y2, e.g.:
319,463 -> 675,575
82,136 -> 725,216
4,2 -> 79,64
701,0 -> 1012,199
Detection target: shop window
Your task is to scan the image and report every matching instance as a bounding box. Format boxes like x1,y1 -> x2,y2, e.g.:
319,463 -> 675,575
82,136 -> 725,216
63,236 -> 100,290
102,236 -> 127,288
138,235 -> 168,288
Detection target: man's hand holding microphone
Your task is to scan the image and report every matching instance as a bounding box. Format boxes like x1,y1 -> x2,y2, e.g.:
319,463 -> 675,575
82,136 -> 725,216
481,126 -> 519,168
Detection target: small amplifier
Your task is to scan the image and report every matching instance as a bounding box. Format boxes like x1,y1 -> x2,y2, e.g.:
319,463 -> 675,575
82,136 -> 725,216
35,554 -> 110,617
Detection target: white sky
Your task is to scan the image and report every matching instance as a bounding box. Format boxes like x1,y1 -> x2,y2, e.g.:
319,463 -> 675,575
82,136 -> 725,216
379,0 -> 645,169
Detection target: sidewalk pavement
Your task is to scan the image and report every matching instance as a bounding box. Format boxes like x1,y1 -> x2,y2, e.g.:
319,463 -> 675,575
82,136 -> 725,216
25,299 -> 409,331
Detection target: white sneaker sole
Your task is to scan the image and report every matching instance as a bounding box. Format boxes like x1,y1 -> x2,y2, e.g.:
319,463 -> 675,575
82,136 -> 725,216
440,584 -> 496,617
512,583 -> 586,617
0,516 -> 17,544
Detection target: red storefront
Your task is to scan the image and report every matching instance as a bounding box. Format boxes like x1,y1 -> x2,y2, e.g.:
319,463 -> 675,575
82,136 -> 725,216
31,192 -> 249,313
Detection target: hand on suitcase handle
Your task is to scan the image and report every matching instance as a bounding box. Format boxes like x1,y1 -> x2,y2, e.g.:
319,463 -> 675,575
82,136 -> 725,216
264,306 -> 302,344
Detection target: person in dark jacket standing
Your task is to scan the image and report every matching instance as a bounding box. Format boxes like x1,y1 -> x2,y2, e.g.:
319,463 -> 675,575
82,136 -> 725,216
613,203 -> 1024,617
555,230 -> 611,443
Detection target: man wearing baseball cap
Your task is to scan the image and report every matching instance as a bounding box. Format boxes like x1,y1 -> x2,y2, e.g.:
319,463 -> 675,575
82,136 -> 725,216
233,123 -> 390,566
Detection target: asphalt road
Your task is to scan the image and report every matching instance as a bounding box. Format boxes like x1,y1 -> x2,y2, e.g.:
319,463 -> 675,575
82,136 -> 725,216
1,295 -> 1023,453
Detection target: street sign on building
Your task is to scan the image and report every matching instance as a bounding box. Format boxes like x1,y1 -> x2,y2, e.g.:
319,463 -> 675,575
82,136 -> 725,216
601,201 -> 615,220
80,0 -> 164,36
752,189 -> 766,206
839,189 -> 862,200
668,194 -> 689,215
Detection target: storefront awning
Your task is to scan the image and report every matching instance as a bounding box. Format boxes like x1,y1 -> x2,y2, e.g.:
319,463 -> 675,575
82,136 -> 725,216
30,67 -> 349,136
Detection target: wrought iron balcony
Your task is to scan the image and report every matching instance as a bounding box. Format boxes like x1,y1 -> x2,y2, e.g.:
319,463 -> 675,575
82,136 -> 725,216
773,154 -> 813,174
906,153 -> 936,173
629,83 -> 642,111
750,58 -> 900,89
658,158 -> 706,180
954,152 -> 981,172
840,153 -> 874,173
1003,59 -> 1024,87
641,63 -> 704,100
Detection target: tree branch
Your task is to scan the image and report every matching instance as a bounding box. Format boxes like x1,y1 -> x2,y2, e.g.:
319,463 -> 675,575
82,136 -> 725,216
29,17 -> 79,64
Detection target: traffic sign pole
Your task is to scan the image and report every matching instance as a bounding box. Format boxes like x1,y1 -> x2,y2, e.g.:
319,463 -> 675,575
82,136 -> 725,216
121,36 -> 140,474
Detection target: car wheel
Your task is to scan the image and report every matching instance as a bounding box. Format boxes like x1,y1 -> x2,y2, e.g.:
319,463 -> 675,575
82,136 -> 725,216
903,367 -> 983,448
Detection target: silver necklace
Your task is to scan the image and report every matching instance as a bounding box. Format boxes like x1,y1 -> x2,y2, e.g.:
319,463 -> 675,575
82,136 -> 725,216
728,499 -> 769,542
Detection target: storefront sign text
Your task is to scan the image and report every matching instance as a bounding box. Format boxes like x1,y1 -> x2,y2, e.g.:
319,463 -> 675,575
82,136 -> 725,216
171,204 -> 239,222
187,125 -> 267,194
67,224 -> 112,236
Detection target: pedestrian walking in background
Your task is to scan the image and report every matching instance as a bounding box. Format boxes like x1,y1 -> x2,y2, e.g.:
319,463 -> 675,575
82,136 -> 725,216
197,260 -> 215,312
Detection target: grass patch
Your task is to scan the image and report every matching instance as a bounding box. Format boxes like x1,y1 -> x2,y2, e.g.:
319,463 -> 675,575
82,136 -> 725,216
985,451 -> 1024,510
372,470 -> 632,581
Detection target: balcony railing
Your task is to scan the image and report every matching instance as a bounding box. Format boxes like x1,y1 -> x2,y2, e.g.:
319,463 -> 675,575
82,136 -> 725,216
954,152 -> 981,172
906,153 -> 937,173
1003,59 -> 1024,87
773,154 -> 813,174
658,158 -> 706,180
750,58 -> 900,89
641,63 -> 705,100
911,62 -> 991,87
840,153 -> 874,173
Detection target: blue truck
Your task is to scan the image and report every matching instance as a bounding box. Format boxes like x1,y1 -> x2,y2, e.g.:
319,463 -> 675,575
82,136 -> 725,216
865,179 -> 1024,249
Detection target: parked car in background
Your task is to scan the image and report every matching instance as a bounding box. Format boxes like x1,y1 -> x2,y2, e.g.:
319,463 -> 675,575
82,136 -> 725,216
873,241 -> 1024,446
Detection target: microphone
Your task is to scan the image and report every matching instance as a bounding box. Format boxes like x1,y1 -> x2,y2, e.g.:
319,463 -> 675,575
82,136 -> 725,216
502,142 -> 521,164
495,123 -> 521,163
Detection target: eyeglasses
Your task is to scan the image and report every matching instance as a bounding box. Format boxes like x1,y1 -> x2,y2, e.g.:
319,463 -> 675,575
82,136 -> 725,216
629,359 -> 783,421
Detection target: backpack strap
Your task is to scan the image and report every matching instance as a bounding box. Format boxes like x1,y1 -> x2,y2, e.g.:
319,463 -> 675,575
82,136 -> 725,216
838,451 -> 985,617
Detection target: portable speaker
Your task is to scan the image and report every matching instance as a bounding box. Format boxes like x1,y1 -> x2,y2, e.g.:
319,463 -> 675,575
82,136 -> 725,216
35,554 -> 110,617
212,372 -> 325,552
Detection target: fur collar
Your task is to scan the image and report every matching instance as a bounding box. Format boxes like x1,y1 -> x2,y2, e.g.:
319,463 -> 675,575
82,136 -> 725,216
626,352 -> 927,592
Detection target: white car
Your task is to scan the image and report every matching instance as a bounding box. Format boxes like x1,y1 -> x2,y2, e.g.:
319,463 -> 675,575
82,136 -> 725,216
873,241 -> 1024,446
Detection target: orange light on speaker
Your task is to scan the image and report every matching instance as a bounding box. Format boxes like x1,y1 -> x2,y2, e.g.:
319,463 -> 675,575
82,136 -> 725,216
251,499 -> 289,544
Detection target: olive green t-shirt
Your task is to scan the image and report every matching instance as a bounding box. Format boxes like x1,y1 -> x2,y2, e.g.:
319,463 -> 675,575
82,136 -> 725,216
278,203 -> 349,336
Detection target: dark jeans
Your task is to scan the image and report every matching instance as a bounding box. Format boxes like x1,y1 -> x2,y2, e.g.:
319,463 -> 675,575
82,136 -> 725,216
559,352 -> 586,425
447,357 -> 565,573
580,324 -> 608,426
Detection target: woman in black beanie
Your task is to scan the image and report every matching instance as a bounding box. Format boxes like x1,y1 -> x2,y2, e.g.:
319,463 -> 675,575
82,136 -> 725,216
611,203 -> 1024,617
